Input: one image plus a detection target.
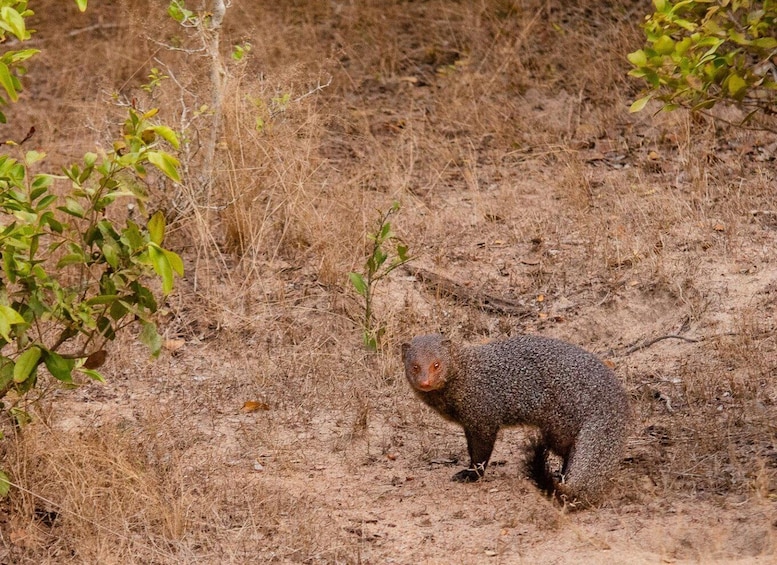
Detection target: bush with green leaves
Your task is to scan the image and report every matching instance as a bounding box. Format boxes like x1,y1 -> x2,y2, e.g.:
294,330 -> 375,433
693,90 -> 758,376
0,0 -> 87,123
628,0 -> 777,121
1,107 -> 183,404
0,0 -> 182,496
349,202 -> 410,351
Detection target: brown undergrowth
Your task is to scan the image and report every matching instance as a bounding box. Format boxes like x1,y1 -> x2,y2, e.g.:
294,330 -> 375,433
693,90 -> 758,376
1,1 -> 776,563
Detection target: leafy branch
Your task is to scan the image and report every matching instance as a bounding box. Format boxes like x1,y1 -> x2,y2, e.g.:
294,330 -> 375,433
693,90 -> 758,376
349,202 -> 410,351
628,0 -> 777,125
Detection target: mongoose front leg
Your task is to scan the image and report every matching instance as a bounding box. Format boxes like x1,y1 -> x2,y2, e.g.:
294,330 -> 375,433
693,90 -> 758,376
452,427 -> 498,482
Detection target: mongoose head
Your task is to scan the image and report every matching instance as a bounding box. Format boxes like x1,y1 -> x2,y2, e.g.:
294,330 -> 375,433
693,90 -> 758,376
401,334 -> 452,392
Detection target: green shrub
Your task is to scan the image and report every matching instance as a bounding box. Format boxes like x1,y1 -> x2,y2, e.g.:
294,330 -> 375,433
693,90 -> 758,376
0,106 -> 183,407
0,0 -> 183,496
628,0 -> 777,120
349,202 -> 410,351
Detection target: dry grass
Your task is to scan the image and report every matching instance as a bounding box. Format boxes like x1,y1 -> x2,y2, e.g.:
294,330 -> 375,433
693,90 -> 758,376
1,0 -> 777,563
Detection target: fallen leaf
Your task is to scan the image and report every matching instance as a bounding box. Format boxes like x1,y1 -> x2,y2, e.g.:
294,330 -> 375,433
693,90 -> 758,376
83,350 -> 107,369
713,223 -> 726,232
241,401 -> 270,412
164,338 -> 186,352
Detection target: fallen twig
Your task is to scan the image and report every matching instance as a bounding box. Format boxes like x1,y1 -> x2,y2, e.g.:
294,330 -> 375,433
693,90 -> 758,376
403,265 -> 531,316
623,334 -> 700,356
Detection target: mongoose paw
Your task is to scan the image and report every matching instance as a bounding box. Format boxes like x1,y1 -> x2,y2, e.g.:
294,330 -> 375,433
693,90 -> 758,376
451,463 -> 485,483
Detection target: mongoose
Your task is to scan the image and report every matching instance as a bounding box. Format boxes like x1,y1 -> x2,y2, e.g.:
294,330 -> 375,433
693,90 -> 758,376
401,333 -> 630,506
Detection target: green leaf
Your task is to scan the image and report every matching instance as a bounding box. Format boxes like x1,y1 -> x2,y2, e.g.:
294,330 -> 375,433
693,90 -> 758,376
627,49 -> 648,67
396,243 -> 409,262
147,211 -> 165,245
0,61 -> 18,102
629,95 -> 652,113
374,247 -> 387,269
0,357 -> 14,390
0,470 -> 10,497
56,253 -> 87,269
130,281 -> 158,313
349,272 -> 367,297
653,35 -> 675,55
79,368 -> 105,383
13,346 -> 41,384
149,244 -> 174,294
0,6 -> 27,41
122,221 -> 145,251
378,221 -> 392,241
675,37 -> 692,56
60,197 -> 85,218
146,150 -> 181,183
163,248 -> 184,276
9,49 -> 40,64
727,72 -> 747,96
24,150 -> 45,166
102,238 -> 120,269
0,305 -> 24,342
728,30 -> 751,47
752,37 -> 777,50
150,126 -> 180,149
168,0 -> 189,22
96,316 -> 115,340
109,300 -> 128,320
139,322 -> 162,357
75,0 -> 88,12
43,351 -> 75,383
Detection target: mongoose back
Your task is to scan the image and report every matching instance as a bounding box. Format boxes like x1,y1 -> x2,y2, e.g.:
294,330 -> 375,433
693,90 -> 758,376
401,333 -> 630,506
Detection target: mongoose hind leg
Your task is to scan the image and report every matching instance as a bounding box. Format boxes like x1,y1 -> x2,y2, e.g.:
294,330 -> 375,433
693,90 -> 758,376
524,438 -> 558,495
452,426 -> 498,482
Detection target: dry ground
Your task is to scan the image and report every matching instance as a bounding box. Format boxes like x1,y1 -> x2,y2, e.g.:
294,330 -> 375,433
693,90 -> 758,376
1,1 -> 776,563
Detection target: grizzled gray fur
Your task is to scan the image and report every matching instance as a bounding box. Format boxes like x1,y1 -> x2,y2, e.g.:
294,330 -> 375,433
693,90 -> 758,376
401,333 -> 630,506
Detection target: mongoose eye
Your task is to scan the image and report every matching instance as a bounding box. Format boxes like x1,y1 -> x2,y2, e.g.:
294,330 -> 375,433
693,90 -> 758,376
412,364 -> 421,374
433,361 -> 440,370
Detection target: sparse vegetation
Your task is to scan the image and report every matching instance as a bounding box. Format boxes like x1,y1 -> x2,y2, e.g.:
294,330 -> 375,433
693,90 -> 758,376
0,1 -> 776,563
349,202 -> 410,350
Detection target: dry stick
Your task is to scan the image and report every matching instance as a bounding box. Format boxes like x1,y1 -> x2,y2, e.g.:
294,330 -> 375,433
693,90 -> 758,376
623,334 -> 700,356
202,0 -> 227,203
403,265 -> 531,316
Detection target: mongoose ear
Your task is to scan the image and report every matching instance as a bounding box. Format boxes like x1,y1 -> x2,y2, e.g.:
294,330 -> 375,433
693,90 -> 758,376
441,338 -> 452,349
401,342 -> 410,361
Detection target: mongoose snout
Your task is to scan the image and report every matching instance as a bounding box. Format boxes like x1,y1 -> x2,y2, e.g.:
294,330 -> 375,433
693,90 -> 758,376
401,333 -> 630,507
